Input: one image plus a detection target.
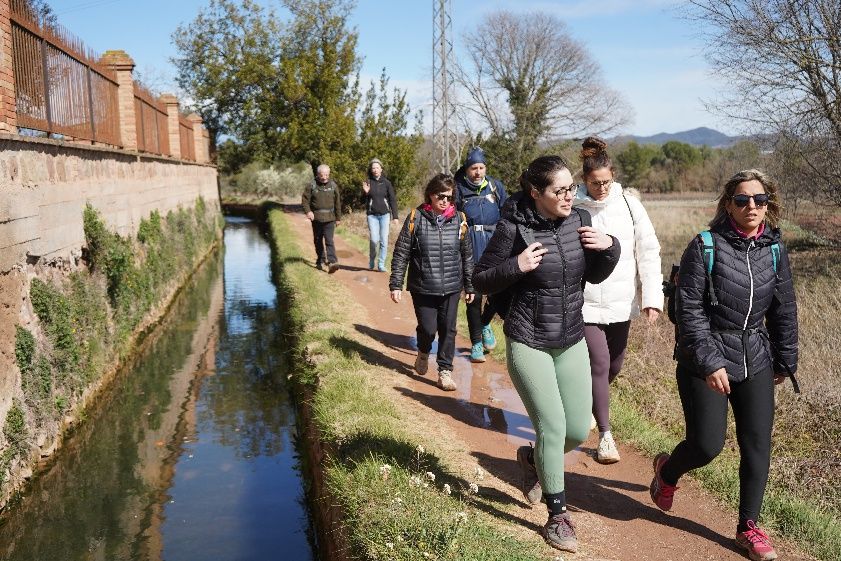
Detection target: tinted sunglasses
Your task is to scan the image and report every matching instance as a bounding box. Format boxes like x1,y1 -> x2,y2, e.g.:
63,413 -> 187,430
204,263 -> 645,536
731,193 -> 769,207
434,193 -> 454,202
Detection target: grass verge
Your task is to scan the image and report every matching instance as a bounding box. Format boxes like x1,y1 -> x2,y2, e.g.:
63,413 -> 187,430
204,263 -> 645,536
267,206 -> 549,560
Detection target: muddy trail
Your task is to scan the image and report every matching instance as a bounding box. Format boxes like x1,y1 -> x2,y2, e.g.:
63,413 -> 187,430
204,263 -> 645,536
284,207 -> 812,561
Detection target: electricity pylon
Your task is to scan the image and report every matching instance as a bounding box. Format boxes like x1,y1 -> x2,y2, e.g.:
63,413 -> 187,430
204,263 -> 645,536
432,0 -> 459,174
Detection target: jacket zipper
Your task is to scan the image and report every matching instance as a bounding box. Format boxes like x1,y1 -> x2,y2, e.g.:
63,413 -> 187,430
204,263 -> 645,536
553,223 -> 567,340
438,221 -> 445,296
741,240 -> 755,380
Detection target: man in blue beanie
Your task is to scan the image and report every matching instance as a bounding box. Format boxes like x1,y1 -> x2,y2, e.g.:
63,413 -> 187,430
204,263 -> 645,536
454,146 -> 508,362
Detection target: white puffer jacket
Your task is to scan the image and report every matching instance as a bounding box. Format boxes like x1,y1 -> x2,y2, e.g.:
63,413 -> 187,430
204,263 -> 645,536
574,182 -> 663,324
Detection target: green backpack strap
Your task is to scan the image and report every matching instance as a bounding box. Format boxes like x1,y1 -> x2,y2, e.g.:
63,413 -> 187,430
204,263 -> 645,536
698,230 -> 719,307
770,242 -> 780,273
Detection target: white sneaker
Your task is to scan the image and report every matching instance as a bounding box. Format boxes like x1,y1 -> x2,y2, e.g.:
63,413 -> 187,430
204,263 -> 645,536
414,352 -> 429,375
596,433 -> 620,464
437,369 -> 457,391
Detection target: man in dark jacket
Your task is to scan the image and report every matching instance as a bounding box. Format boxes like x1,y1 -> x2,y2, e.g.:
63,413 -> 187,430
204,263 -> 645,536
454,146 -> 508,362
302,164 -> 342,273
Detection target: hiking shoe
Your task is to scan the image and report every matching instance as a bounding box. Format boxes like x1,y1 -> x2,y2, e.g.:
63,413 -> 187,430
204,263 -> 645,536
735,521 -> 778,561
469,342 -> 486,362
377,266 -> 387,272
650,452 -> 678,511
315,261 -> 324,271
516,445 -> 542,505
481,324 -> 497,350
437,369 -> 457,391
414,352 -> 429,375
596,433 -> 621,464
543,512 -> 577,553
327,262 -> 339,274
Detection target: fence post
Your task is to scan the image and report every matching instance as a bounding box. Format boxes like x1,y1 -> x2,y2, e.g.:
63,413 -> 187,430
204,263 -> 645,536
186,113 -> 208,164
102,49 -> 136,150
0,0 -> 17,134
160,93 -> 180,159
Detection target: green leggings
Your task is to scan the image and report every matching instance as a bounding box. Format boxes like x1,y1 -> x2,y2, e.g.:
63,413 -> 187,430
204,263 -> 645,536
507,338 -> 592,494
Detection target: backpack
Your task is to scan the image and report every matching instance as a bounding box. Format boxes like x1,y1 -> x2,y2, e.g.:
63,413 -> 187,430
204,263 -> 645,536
408,208 -> 468,240
490,208 -> 592,320
663,230 -> 781,324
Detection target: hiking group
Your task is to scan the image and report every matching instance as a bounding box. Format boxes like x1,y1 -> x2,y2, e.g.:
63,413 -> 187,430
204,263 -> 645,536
302,140 -> 799,561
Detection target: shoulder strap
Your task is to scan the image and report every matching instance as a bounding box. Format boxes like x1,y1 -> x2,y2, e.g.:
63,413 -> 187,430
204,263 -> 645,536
409,208 -> 417,236
622,194 -> 637,226
458,211 -> 468,240
698,230 -> 719,307
574,207 -> 592,228
770,242 -> 780,273
516,223 -> 536,246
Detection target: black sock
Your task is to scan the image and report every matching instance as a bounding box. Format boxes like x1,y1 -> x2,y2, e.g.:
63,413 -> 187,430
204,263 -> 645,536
544,491 -> 566,517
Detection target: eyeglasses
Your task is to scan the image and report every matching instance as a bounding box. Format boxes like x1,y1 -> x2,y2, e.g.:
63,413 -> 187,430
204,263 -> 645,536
434,193 -> 454,202
587,178 -> 612,188
546,184 -> 578,198
731,193 -> 769,208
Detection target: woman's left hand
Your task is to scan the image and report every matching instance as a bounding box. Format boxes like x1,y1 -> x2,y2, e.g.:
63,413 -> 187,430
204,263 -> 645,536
392,218 -> 398,224
464,293 -> 475,304
643,307 -> 660,324
774,374 -> 786,385
578,226 -> 613,251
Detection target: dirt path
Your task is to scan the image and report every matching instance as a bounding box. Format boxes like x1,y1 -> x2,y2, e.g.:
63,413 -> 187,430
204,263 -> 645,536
286,208 -> 812,561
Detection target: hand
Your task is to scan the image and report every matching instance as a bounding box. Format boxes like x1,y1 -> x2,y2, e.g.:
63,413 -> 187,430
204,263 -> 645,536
390,289 -> 402,303
335,220 -> 341,226
464,293 -> 475,304
392,218 -> 399,224
517,242 -> 547,272
578,226 -> 613,250
643,307 -> 660,325
706,368 -> 731,395
362,181 -> 370,194
774,374 -> 786,385
306,211 -> 314,221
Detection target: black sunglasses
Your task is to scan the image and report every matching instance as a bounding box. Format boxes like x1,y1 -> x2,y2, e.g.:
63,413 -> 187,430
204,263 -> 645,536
732,193 -> 770,208
434,193 -> 454,202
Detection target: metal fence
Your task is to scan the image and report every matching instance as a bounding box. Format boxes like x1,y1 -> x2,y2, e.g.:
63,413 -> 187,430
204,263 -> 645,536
179,115 -> 195,162
10,0 -> 121,146
134,83 -> 169,156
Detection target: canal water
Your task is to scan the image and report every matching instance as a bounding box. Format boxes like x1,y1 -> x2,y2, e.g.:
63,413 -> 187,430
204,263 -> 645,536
0,217 -> 315,561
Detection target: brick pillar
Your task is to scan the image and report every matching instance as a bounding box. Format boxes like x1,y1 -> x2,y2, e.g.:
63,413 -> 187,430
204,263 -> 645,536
186,113 -> 208,163
160,93 -> 180,159
102,49 -> 136,150
0,0 -> 17,134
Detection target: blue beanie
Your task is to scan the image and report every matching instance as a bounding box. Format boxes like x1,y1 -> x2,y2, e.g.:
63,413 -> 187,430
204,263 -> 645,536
464,146 -> 486,167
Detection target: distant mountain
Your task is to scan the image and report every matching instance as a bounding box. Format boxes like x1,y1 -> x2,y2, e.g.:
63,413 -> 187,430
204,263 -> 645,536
612,127 -> 742,148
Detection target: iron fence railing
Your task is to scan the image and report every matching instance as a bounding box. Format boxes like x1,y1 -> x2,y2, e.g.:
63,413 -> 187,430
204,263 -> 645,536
179,115 -> 195,162
133,83 -> 169,156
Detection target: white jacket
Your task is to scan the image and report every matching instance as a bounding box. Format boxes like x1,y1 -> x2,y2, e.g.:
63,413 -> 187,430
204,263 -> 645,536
574,182 -> 663,324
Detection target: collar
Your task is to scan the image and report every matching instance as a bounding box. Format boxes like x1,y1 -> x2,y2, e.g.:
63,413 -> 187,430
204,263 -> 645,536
728,216 -> 765,240
422,203 -> 456,219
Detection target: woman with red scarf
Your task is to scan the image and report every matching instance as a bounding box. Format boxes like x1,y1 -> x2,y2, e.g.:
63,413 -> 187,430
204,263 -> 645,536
389,174 -> 475,391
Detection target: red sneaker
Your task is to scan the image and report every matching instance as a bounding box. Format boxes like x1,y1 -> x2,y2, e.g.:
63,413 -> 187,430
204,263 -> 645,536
735,520 -> 778,561
649,453 -> 678,511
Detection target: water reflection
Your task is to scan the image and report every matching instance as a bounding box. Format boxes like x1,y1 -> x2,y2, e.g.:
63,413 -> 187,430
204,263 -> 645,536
0,218 -> 314,561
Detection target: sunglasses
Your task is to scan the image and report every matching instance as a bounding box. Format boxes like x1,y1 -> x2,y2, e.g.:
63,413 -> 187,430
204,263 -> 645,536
434,193 -> 454,202
731,193 -> 770,207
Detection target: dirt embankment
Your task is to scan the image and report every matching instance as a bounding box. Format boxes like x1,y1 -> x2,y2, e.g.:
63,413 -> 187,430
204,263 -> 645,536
284,208 -> 814,561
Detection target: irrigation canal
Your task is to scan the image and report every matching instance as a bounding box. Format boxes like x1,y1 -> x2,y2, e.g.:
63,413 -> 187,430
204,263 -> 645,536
0,217 -> 316,561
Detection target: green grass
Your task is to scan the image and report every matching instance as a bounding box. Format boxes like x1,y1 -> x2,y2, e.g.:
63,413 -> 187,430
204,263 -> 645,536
267,206 -> 549,560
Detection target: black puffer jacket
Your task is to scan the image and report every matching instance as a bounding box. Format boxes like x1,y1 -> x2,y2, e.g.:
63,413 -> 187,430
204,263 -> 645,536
364,176 -> 398,219
389,206 -> 474,296
473,193 -> 620,349
675,218 -> 798,383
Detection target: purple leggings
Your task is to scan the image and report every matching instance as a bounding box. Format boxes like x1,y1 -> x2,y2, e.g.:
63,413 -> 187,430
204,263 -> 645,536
583,321 -> 631,432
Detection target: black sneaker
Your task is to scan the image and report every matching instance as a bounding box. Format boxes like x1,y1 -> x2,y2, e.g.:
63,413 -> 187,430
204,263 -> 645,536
315,261 -> 324,271
543,512 -> 577,553
516,445 -> 542,505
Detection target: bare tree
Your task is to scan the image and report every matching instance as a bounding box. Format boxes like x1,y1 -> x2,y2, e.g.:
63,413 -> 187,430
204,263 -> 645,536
454,10 -> 631,182
687,0 -> 841,206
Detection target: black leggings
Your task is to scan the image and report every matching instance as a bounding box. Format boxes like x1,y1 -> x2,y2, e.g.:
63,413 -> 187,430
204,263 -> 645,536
411,292 -> 460,370
465,295 -> 497,344
584,321 -> 630,432
661,364 -> 775,524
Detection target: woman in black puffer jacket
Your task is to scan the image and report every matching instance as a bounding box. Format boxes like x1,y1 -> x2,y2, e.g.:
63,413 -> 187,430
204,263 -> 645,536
362,158 -> 398,271
650,169 -> 798,561
389,173 -> 474,392
473,155 -> 619,553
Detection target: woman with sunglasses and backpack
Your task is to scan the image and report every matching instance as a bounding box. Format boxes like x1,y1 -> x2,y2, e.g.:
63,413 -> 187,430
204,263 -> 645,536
473,155 -> 620,553
573,137 -> 664,464
650,169 -> 798,561
389,173 -> 475,392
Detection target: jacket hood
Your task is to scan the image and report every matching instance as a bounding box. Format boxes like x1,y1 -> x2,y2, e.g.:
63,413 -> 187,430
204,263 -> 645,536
574,182 -> 623,209
710,214 -> 782,247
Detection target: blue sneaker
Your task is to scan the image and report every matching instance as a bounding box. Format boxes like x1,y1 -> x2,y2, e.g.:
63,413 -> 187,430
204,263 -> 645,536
470,342 -> 486,362
481,324 -> 497,350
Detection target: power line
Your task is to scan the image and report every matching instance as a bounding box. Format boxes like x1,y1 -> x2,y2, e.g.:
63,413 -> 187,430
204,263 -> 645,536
54,0 -> 126,16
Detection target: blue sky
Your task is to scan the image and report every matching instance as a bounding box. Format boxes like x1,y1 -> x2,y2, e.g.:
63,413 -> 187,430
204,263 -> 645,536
50,0 -> 730,136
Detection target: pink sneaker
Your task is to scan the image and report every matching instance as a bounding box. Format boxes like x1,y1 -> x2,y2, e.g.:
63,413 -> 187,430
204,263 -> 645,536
649,453 -> 678,511
735,521 -> 778,561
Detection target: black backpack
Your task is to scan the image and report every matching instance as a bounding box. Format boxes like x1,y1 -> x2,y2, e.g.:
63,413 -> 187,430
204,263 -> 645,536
489,208 -> 592,320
